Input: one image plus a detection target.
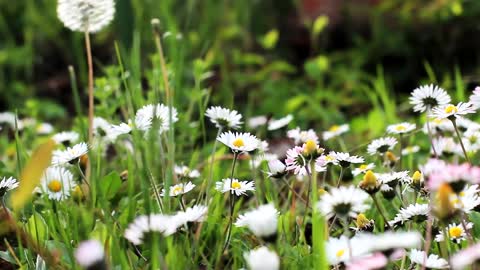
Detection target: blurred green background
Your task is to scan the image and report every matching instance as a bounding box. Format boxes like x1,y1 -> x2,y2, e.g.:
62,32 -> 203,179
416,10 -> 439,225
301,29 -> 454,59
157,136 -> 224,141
1,0 -> 480,133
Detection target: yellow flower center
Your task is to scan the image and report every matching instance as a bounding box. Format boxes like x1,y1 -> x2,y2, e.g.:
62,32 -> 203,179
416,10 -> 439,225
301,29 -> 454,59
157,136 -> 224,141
329,125 -> 340,132
173,186 -> 183,195
459,191 -> 465,197
325,155 -> 334,161
412,171 -> 422,182
232,138 -> 244,148
361,171 -> 378,187
434,118 -> 444,124
48,180 -> 62,193
395,125 -> 406,131
304,140 -> 318,155
444,105 -> 458,114
359,164 -> 368,170
336,249 -> 345,258
449,226 -> 463,238
231,181 -> 241,189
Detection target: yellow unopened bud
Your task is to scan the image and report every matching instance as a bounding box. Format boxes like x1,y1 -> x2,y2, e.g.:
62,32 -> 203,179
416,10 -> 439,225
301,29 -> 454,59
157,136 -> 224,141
359,170 -> 379,194
304,140 -> 318,155
355,213 -> 370,229
72,185 -> 85,201
385,151 -> 397,162
435,183 -> 456,220
412,171 -> 423,187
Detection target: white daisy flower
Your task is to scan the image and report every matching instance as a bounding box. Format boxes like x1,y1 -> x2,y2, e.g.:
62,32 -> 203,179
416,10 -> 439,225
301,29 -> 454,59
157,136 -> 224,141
356,231 -> 422,253
251,153 -> 278,169
402,145 -> 420,156
389,204 -> 429,227
285,146 -> 309,176
367,137 -> 398,155
217,131 -> 259,153
267,159 -> 287,178
423,117 -> 453,135
454,185 -> 480,213
267,114 -> 293,131
352,163 -> 375,176
323,124 -> 349,141
39,166 -> 76,201
469,86 -> 480,108
124,214 -> 182,244
326,235 -> 368,265
431,137 -> 461,156
386,122 -> 416,135
174,165 -> 200,179
317,186 -> 370,219
57,0 -> 115,33
244,246 -> 280,270
451,243 -> 480,270
247,115 -> 268,129
430,102 -> 476,120
52,142 -> 89,165
287,127 -> 319,145
176,205 -> 208,224
409,84 -> 451,113
377,171 -> 410,187
235,204 -> 279,238
93,117 -> 111,137
160,182 -> 196,197
106,122 -> 132,141
420,158 -> 446,177
53,131 -> 80,144
215,178 -> 255,196
0,177 -> 19,196
409,249 -> 449,269
328,151 -> 364,167
435,222 -> 473,243
134,104 -> 179,133
35,123 -> 54,135
74,240 -> 105,269
205,106 -> 243,129
0,112 -> 16,127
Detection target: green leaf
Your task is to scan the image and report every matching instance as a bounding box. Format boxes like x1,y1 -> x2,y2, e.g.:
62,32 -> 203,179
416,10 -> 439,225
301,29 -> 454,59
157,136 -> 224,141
25,212 -> 48,244
0,250 -> 17,265
260,29 -> 279,50
313,16 -> 329,36
100,171 -> 122,200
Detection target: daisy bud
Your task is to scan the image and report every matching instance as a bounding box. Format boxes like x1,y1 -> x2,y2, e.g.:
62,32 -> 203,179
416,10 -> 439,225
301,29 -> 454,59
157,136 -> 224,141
72,185 -> 85,202
120,170 -> 128,181
74,240 -> 107,270
384,151 -> 397,168
355,213 -> 374,232
411,171 -> 424,189
380,184 -> 396,200
267,160 -> 286,179
244,246 -> 280,270
303,140 -> 318,156
151,18 -> 161,35
434,183 -> 457,221
358,171 -> 380,194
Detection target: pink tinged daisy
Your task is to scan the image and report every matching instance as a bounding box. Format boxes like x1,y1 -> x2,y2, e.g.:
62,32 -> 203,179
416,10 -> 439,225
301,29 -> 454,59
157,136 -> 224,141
215,178 -> 255,196
52,142 -> 89,165
352,163 -> 375,176
285,146 -> 309,176
469,86 -> 480,108
451,243 -> 480,270
386,122 -> 416,135
317,186 -> 370,219
326,235 -> 369,265
329,151 -> 364,167
244,246 -> 280,270
0,177 -> 19,196
409,84 -> 451,113
435,222 -> 473,244
356,231 -> 422,254
409,249 -> 449,269
40,166 -> 76,201
74,240 -> 106,270
160,182 -> 196,197
323,124 -> 349,141
267,114 -> 293,131
430,102 -> 476,120
235,203 -> 279,238
205,106 -> 243,129
217,131 -> 259,153
367,137 -> 397,155
346,253 -> 388,270
287,127 -> 319,145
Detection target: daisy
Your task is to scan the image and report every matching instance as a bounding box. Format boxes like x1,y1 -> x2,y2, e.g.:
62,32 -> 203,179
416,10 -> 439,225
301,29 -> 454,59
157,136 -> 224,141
358,171 -> 381,194
205,106 -> 243,129
386,122 -> 416,135
435,222 -> 473,243
423,117 -> 453,134
323,124 -> 349,141
106,122 -> 132,141
326,236 -> 367,265
244,246 -> 280,270
346,253 -> 388,270
355,231 -> 421,254
409,84 -> 451,113
402,145 -> 420,156
0,112 -> 16,127
235,204 -> 279,238
454,185 -> 480,213
409,249 -> 449,269
251,153 -> 278,169
430,102 -> 476,120
389,204 -> 429,227
134,104 -> 179,133
267,159 -> 287,178
174,165 -> 200,179
367,137 -> 397,155
267,114 -> 293,131
57,0 -> 115,33
431,136 -> 461,157
52,131 -> 80,145
377,171 -> 410,188
285,146 -> 309,176
217,131 -> 259,153
329,151 -> 364,167
124,214 -> 181,244
39,166 -> 76,201
0,177 -> 19,196
287,127 -> 319,145
36,123 -> 54,135
52,142 -> 89,165
176,205 -> 208,224
160,182 -> 196,197
317,186 -> 370,219
451,243 -> 480,270
469,86 -> 480,108
352,163 -> 375,176
247,115 -> 268,129
74,240 -> 105,270
215,178 -> 255,196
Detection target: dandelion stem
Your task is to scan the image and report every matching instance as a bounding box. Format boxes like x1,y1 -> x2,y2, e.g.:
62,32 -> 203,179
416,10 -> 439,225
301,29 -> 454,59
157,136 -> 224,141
451,119 -> 470,163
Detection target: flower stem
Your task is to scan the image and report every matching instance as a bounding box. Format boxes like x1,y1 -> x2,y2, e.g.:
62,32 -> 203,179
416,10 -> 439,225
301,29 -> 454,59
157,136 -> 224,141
336,167 -> 344,187
200,127 -> 222,203
451,119 -> 470,163
83,28 -> 94,187
222,152 -> 239,253
426,107 -> 438,158
371,194 -> 392,230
